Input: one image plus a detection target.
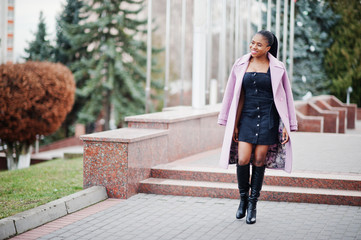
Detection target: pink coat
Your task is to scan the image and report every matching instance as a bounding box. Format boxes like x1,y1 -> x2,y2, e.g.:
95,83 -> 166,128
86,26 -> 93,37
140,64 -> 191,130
218,53 -> 298,173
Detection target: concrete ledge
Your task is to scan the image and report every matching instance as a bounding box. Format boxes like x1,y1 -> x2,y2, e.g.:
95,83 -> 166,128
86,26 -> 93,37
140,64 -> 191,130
80,128 -> 169,143
11,198 -> 68,234
0,186 -> 107,239
296,111 -> 323,132
0,218 -> 16,240
62,186 -> 108,214
125,104 -> 221,124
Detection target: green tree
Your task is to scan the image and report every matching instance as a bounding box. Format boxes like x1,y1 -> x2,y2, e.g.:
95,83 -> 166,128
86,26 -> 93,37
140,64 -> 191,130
325,0 -> 361,106
291,0 -> 337,99
54,0 -> 87,137
265,0 -> 337,100
24,11 -> 53,61
67,0 -> 161,130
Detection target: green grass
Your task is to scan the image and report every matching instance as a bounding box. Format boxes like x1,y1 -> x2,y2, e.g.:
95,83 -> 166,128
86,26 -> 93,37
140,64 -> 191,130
0,157 -> 83,219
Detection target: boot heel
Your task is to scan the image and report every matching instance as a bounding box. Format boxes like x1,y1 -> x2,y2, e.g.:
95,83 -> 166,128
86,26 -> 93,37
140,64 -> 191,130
246,201 -> 257,224
236,194 -> 248,219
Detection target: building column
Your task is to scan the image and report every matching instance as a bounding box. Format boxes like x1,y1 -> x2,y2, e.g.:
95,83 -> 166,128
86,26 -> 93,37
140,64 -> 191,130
192,0 -> 207,109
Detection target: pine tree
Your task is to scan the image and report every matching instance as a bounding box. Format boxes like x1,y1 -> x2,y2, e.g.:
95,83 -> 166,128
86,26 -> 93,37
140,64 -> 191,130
67,0 -> 160,130
54,0 -> 87,137
291,0 -> 338,99
24,11 -> 53,61
325,0 -> 361,106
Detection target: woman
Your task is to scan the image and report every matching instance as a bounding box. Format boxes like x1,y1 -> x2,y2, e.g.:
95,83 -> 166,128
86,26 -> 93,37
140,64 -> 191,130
218,30 -> 298,224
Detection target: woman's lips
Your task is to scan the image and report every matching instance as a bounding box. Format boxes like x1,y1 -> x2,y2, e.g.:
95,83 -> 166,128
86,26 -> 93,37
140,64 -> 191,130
251,50 -> 257,55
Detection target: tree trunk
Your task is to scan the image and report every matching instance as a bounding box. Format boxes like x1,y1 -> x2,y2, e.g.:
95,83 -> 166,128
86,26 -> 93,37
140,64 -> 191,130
104,91 -> 111,131
4,142 -> 32,170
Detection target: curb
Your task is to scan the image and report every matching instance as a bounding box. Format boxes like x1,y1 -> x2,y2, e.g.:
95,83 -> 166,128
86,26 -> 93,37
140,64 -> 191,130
0,186 -> 108,240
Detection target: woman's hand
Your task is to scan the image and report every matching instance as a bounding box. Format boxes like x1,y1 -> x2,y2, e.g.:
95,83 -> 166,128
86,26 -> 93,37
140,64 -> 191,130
233,127 -> 239,142
281,127 -> 289,144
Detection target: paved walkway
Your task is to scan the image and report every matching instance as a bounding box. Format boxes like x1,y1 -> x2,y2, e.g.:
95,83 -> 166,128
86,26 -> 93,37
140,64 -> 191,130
13,194 -> 361,240
11,121 -> 361,240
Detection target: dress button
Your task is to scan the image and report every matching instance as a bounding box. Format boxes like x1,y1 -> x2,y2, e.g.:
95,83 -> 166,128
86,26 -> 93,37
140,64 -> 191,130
256,133 -> 258,136
257,124 -> 259,126
258,115 -> 260,118
257,107 -> 260,110
253,81 -> 256,84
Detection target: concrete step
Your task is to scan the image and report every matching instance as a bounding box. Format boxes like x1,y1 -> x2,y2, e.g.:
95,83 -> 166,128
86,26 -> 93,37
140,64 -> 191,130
139,178 -> 361,206
150,167 -> 361,191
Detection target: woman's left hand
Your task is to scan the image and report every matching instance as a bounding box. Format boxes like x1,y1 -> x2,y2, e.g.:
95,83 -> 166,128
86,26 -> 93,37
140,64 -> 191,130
281,127 -> 289,144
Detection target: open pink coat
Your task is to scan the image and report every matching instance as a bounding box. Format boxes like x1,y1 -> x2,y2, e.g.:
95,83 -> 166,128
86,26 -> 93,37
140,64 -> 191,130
218,53 -> 298,173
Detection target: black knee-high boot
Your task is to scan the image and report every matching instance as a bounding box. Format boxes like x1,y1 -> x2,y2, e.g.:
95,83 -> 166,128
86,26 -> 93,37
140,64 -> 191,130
246,165 -> 265,224
236,164 -> 250,219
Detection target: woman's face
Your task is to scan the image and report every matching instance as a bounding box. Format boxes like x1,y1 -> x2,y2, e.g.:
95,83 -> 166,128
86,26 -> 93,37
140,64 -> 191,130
249,34 -> 271,58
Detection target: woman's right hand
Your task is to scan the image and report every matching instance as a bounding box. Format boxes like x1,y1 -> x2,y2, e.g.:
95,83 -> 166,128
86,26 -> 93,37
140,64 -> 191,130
233,127 -> 239,142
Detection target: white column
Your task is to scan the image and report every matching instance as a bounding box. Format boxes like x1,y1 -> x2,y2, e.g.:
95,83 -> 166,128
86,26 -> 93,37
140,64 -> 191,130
288,0 -> 295,83
229,0 -> 235,69
145,0 -> 152,113
267,0 -> 271,31
257,0 -> 262,31
180,0 -> 187,105
240,0 -> 245,56
218,0 -> 227,95
275,0 -> 281,57
282,0 -> 289,64
235,0 -> 240,57
246,0 -> 251,44
192,0 -> 207,108
206,0 -> 212,103
164,0 -> 171,108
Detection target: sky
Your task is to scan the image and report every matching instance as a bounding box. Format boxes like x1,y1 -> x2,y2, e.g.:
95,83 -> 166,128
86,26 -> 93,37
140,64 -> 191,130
14,0 -> 65,62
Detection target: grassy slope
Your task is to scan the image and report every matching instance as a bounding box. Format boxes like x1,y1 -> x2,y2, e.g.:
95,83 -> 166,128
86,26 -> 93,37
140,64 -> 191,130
0,158 -> 83,219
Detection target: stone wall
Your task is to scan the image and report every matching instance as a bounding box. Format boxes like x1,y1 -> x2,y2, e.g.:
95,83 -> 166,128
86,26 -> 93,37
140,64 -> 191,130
80,105 -> 224,198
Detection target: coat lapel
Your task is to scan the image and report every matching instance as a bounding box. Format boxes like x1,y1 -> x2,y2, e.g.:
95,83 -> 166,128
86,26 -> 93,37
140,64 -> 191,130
268,53 -> 284,95
234,53 -> 251,91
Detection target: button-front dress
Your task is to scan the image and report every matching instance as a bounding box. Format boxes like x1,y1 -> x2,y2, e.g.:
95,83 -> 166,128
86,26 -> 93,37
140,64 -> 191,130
238,68 -> 280,145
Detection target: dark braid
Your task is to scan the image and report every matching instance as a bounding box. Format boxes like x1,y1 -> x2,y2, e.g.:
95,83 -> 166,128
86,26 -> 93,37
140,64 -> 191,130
257,30 -> 278,58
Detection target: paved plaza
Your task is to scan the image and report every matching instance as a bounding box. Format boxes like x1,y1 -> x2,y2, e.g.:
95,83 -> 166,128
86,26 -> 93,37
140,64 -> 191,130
9,123 -> 361,240
13,193 -> 361,240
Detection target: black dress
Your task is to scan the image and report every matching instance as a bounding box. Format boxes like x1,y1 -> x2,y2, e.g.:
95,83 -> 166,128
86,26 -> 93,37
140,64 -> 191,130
238,68 -> 280,145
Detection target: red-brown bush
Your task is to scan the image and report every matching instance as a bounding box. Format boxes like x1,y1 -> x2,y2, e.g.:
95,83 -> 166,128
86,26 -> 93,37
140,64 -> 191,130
0,61 -> 75,144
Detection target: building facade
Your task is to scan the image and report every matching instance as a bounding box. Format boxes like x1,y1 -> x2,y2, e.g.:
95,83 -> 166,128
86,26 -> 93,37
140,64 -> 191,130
0,0 -> 15,64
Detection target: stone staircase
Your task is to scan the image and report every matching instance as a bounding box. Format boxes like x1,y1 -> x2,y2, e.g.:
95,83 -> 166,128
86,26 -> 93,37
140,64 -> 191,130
139,164 -> 361,206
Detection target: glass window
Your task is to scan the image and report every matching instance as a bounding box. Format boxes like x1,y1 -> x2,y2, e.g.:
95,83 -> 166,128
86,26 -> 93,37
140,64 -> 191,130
8,10 -> 14,20
7,38 -> 13,47
7,23 -> 14,32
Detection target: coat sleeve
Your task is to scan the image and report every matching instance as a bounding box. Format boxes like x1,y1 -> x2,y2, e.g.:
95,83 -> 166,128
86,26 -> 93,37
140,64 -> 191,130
281,63 -> 298,131
218,62 -> 238,126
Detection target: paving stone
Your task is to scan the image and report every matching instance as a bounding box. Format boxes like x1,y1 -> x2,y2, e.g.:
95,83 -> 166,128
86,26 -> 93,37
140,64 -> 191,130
13,194 -> 361,240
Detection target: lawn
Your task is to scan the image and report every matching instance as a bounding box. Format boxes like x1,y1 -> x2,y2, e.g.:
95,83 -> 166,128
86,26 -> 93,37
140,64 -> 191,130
0,157 -> 83,219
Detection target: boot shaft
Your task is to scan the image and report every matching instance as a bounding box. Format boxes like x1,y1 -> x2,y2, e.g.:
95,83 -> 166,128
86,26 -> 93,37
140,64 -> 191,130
249,165 -> 265,201
236,164 -> 250,194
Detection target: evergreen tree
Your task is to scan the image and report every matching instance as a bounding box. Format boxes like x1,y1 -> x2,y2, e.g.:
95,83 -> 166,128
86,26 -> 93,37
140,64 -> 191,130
24,11 -> 53,61
54,0 -> 82,64
291,0 -> 338,99
325,0 -> 361,106
67,0 -> 161,130
54,0 -> 87,137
